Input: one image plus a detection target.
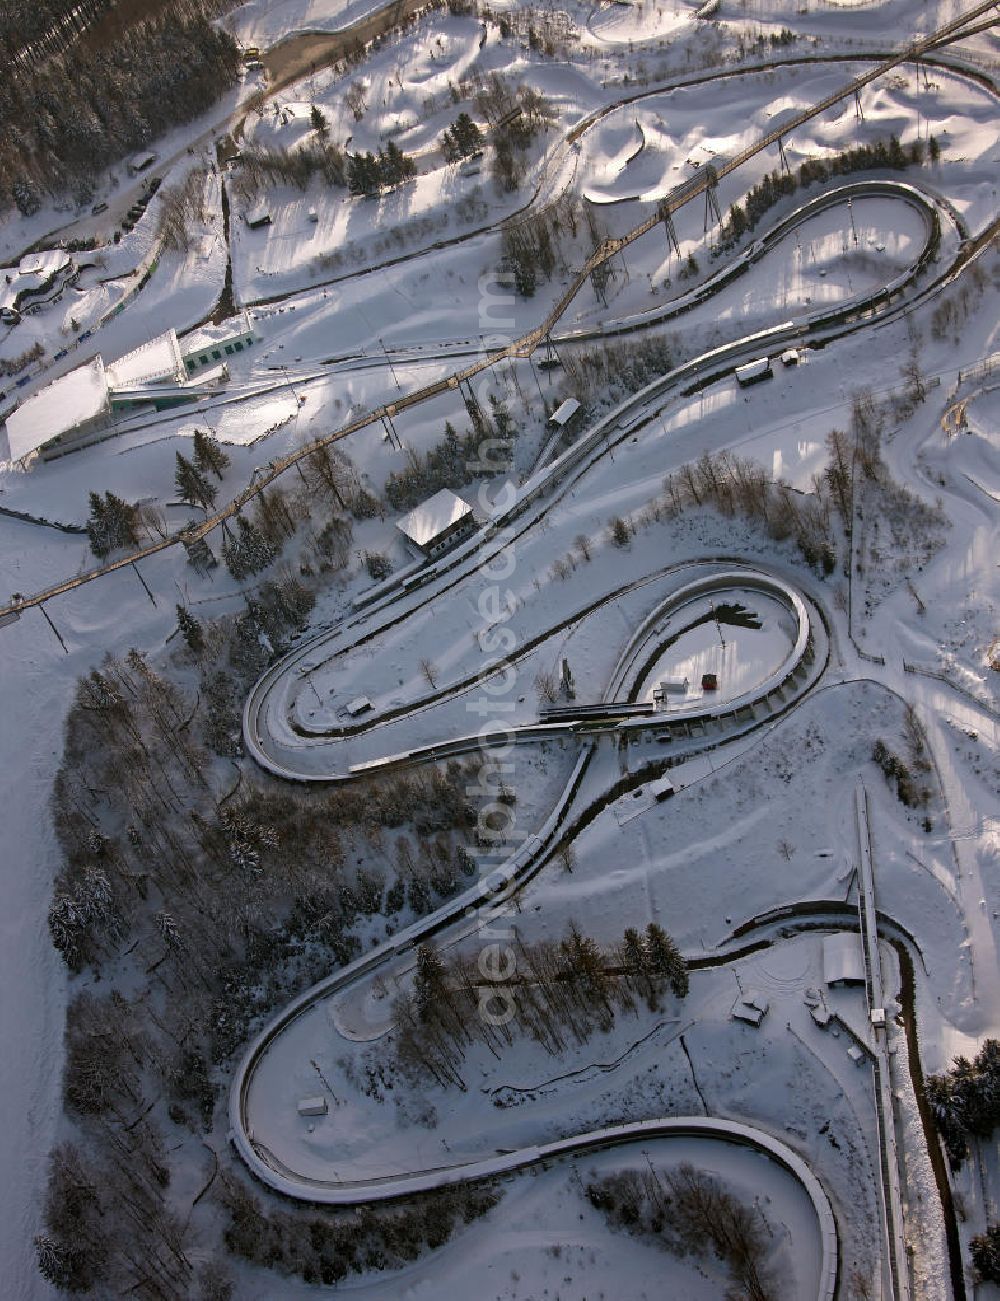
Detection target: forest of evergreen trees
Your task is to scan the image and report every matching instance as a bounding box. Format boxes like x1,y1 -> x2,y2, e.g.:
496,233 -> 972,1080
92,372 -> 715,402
926,1039 -> 1000,1169
0,0 -> 240,214
395,922 -> 689,1089
719,134 -> 934,249
383,396 -> 517,511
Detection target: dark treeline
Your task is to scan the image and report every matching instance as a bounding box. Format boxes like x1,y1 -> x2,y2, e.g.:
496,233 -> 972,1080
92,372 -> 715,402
501,193 -> 597,297
720,134 -> 935,248
396,922 -> 689,1089
588,1162 -> 778,1300
927,1039 -> 1000,1169
0,0 -> 114,62
223,1176 -> 501,1287
384,394 -> 517,511
40,622 -> 494,1289
37,432 -> 509,1291
0,0 -> 240,214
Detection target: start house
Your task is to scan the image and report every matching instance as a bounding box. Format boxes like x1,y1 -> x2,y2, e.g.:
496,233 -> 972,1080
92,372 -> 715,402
396,488 -> 475,559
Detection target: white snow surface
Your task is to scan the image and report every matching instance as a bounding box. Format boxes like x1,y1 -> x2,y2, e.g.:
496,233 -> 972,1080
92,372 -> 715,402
1,0 -> 999,1295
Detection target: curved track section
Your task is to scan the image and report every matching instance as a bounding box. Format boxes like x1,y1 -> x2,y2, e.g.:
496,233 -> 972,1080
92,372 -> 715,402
243,566 -> 816,781
2,2 -> 996,622
346,182 -> 956,622
234,1114 -> 837,1300
225,177 -> 939,745
230,565 -> 834,1286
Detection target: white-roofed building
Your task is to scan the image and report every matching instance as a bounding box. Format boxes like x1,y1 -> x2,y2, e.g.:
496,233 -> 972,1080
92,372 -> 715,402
180,311 -> 256,375
549,397 -> 581,429
735,356 -> 772,386
731,992 -> 770,1027
106,330 -> 186,390
396,488 -> 475,558
5,357 -> 110,461
822,933 -> 866,987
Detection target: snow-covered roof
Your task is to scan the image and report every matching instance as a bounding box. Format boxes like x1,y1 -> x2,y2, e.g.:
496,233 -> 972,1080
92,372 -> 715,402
822,933 -> 866,985
180,311 -> 254,360
106,330 -> 185,390
732,996 -> 768,1026
735,356 -> 771,383
396,488 -> 473,549
5,357 -> 109,460
549,397 -> 581,427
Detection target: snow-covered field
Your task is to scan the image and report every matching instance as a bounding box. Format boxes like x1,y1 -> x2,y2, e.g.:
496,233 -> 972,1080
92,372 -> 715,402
1,0 -> 999,1295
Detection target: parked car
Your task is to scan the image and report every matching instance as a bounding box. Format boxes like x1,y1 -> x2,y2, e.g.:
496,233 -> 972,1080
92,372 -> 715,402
54,348 -> 68,361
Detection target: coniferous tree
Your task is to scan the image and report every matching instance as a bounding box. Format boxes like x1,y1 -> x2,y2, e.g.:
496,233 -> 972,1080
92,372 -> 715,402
972,1226 -> 1000,1283
440,127 -> 460,163
609,516 -> 630,548
192,428 -> 230,479
347,151 -> 381,197
86,491 -> 140,557
236,514 -> 276,575
452,112 -> 483,157
644,922 -> 689,998
175,451 -> 216,509
175,603 -> 204,654
105,492 -> 140,549
86,491 -> 110,558
310,104 -> 329,138
621,926 -> 657,1007
489,393 -> 514,439
222,524 -> 247,581
378,141 -> 415,188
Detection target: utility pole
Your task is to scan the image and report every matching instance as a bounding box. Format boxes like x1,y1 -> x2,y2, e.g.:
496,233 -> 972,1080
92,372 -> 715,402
379,336 -> 401,390
280,365 -> 301,408
528,353 -> 546,410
